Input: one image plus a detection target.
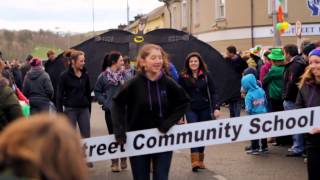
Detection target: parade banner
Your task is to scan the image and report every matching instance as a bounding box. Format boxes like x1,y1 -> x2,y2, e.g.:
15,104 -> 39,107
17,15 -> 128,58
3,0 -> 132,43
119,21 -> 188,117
83,107 -> 320,162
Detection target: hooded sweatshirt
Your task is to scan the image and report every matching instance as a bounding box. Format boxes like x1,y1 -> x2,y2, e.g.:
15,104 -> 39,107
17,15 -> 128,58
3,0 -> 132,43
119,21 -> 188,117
23,67 -> 54,101
263,65 -> 285,100
112,72 -> 190,140
225,55 -> 248,101
241,74 -> 267,115
283,55 -> 307,102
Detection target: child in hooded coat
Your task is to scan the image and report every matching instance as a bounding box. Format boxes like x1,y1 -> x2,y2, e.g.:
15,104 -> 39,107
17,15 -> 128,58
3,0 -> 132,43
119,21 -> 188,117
241,74 -> 268,154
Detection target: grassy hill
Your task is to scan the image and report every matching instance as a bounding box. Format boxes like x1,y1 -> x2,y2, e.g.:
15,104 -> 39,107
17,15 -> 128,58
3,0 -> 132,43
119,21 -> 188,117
31,46 -> 63,60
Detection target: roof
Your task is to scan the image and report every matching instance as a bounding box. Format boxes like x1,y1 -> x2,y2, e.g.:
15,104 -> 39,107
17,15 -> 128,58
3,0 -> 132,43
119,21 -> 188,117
127,5 -> 166,30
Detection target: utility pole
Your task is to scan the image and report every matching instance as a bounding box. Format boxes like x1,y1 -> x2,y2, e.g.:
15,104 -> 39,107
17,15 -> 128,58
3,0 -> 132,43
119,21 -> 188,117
92,0 -> 95,36
272,0 -> 281,46
250,0 -> 254,48
189,0 -> 192,34
127,0 -> 130,25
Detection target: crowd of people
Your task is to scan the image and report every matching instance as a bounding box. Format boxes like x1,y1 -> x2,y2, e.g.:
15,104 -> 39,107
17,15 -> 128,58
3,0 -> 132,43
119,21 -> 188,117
0,39 -> 319,180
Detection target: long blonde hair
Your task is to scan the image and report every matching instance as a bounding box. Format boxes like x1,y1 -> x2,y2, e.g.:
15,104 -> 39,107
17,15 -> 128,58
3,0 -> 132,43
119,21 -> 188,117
136,44 -> 169,74
298,66 -> 314,89
0,114 -> 88,180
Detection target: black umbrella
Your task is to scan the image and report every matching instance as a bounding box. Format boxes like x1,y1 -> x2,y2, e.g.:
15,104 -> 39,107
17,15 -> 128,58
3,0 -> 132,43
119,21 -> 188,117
55,28 -> 240,104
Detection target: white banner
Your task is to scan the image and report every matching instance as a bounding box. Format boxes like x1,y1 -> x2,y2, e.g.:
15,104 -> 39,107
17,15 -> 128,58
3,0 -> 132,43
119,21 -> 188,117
83,107 -> 320,162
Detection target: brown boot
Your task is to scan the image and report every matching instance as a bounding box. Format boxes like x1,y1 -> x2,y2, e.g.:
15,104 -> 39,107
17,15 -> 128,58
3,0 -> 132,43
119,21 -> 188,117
120,158 -> 127,170
199,153 -> 206,169
191,153 -> 201,172
111,159 -> 120,172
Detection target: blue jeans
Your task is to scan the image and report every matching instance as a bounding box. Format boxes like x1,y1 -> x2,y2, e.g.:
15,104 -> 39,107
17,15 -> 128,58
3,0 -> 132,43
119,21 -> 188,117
64,107 -> 91,138
283,100 -> 304,154
186,108 -> 212,153
229,100 -> 241,118
130,151 -> 173,180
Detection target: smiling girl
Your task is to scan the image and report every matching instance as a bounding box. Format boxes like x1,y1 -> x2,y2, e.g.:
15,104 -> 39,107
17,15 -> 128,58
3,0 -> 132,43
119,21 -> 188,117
112,44 -> 189,180
296,47 -> 320,180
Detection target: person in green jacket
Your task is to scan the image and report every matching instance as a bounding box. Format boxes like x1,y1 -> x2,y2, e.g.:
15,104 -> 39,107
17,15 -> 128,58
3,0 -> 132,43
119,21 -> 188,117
0,60 -> 22,129
263,48 -> 287,145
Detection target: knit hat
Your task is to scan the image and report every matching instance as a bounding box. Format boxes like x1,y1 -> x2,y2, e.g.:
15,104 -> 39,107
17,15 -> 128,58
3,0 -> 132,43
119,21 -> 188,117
29,57 -> 42,67
309,47 -> 320,57
303,43 -> 317,56
268,48 -> 284,61
246,58 -> 257,68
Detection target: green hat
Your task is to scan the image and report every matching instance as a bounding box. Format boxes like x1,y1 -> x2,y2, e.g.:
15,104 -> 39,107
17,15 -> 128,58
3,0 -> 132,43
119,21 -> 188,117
268,48 -> 284,61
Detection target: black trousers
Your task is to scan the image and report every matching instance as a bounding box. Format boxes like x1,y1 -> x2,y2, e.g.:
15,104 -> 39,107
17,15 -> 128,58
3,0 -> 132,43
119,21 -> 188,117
307,146 -> 320,180
105,109 -> 113,134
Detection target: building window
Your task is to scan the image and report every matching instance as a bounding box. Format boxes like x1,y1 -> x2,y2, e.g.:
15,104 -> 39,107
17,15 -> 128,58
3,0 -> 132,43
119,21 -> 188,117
181,0 -> 188,28
215,0 -> 225,19
268,0 -> 288,16
194,0 -> 200,26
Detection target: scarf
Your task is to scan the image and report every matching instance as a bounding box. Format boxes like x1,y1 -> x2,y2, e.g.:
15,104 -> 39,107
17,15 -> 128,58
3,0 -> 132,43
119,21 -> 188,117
104,67 -> 125,86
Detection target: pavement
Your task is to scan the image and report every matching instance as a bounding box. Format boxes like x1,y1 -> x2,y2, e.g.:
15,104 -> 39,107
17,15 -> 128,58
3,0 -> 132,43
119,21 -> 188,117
88,103 -> 307,180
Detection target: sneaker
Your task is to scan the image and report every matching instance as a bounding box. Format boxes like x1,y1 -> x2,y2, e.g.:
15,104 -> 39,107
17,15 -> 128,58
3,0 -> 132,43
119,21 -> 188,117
260,148 -> 269,153
247,149 -> 260,155
288,148 -> 293,152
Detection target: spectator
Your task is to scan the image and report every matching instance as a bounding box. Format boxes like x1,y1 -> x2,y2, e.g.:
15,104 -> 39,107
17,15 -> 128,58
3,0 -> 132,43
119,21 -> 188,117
0,60 -> 22,130
241,74 -> 268,154
225,45 -> 247,118
283,44 -> 307,157
23,57 -> 54,114
0,113 -> 88,180
20,54 -> 33,81
263,48 -> 287,146
10,59 -> 23,90
260,50 -> 272,84
44,50 -> 66,106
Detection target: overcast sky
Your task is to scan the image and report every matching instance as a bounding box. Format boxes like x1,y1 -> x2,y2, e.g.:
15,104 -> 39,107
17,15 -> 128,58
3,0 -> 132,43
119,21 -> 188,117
0,0 -> 163,33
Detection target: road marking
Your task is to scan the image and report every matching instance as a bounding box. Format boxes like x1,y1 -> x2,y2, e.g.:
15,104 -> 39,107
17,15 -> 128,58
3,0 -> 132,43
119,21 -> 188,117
213,175 -> 228,180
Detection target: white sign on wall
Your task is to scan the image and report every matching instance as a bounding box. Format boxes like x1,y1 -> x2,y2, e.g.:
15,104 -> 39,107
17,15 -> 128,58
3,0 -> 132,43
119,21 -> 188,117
197,24 -> 320,42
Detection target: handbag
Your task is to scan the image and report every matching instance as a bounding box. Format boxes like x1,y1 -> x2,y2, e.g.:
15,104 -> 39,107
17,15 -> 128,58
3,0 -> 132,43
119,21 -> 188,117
204,75 -> 215,120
